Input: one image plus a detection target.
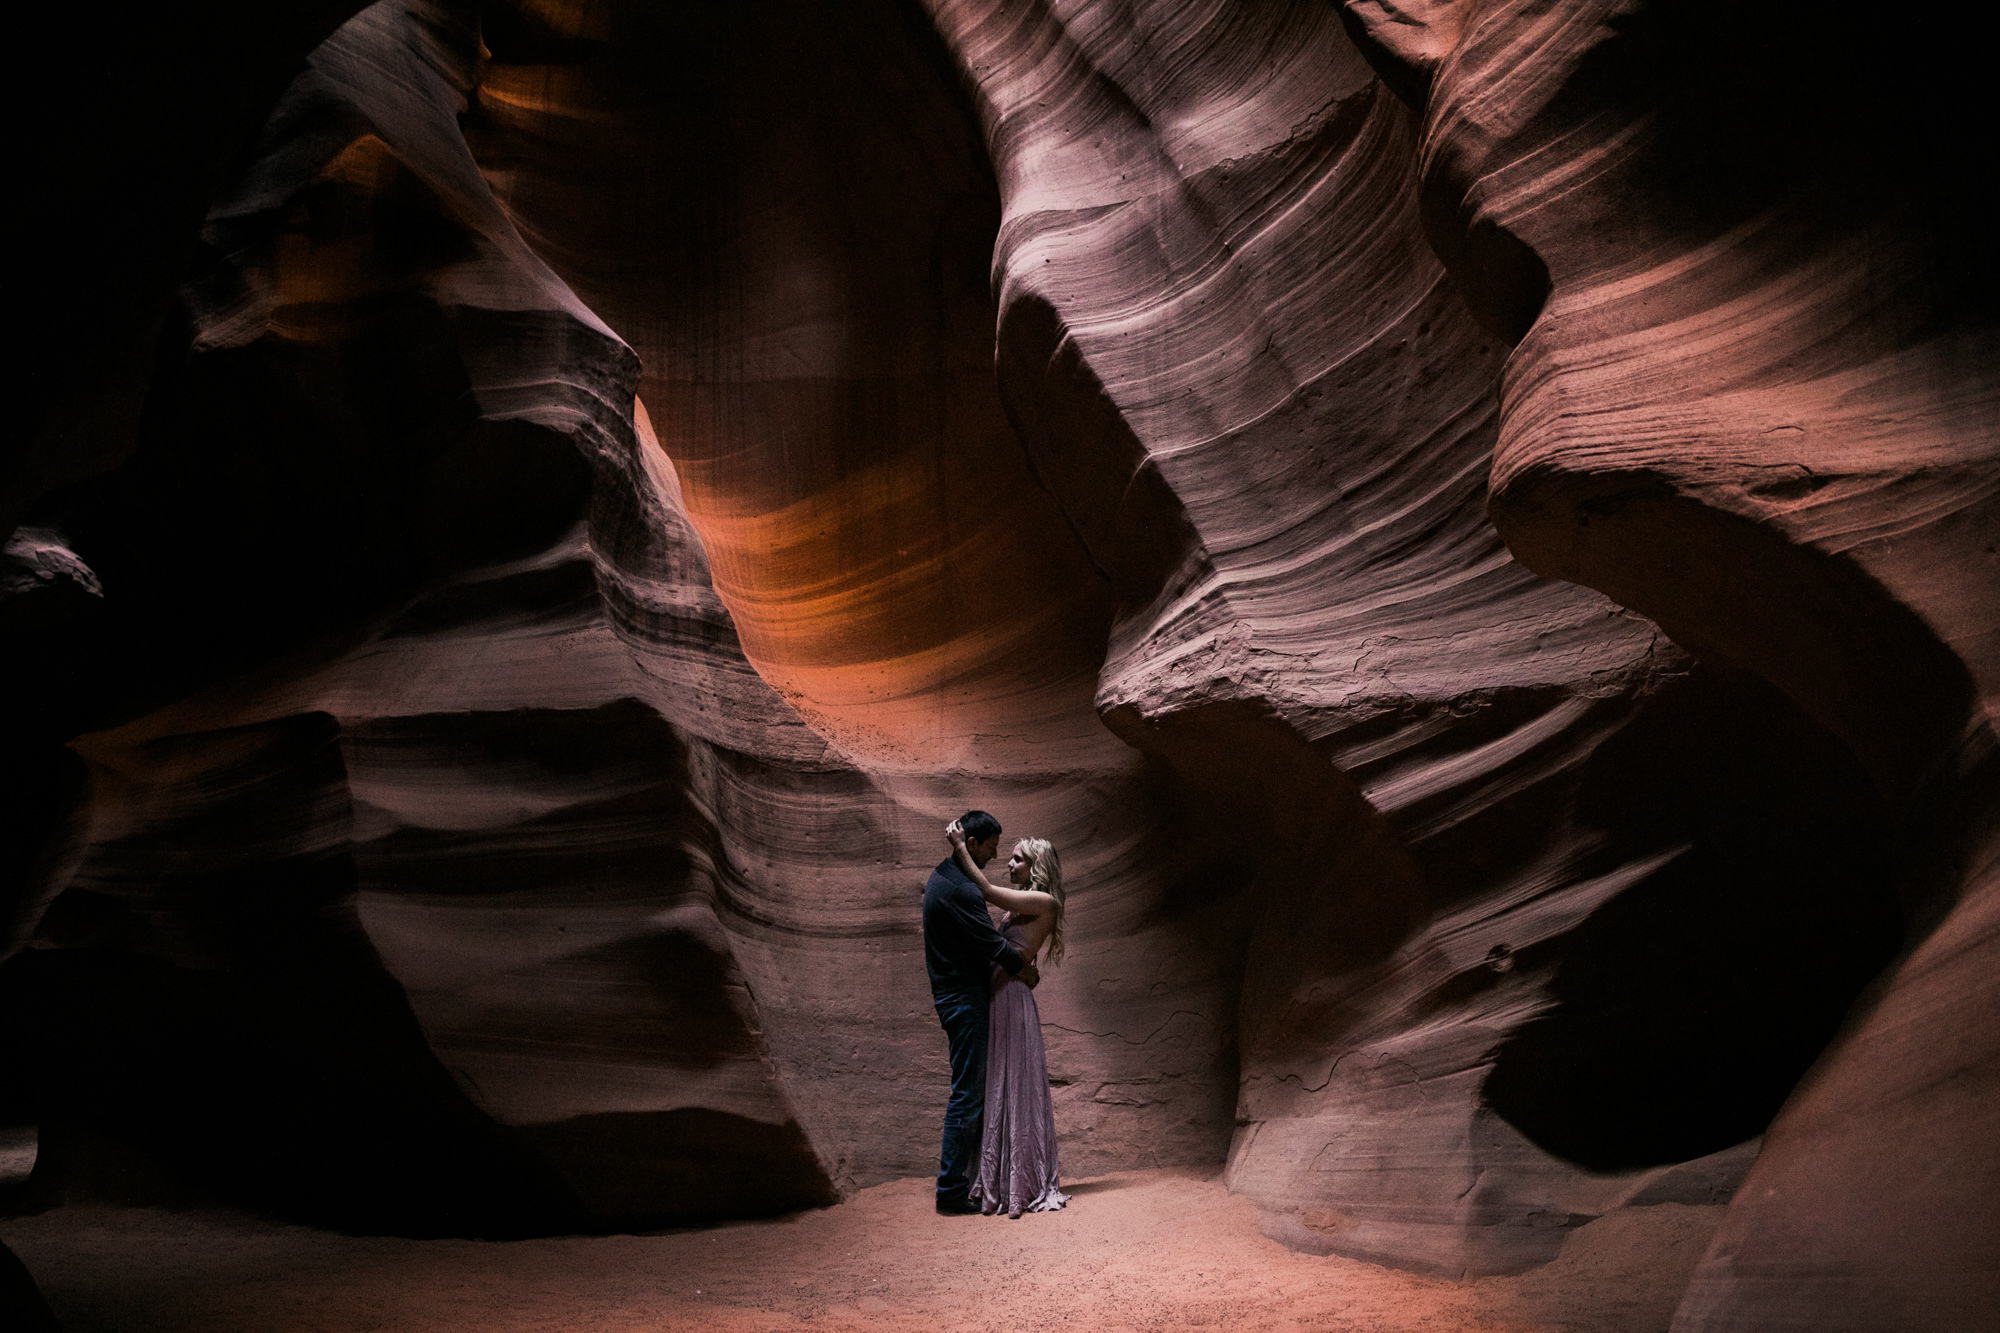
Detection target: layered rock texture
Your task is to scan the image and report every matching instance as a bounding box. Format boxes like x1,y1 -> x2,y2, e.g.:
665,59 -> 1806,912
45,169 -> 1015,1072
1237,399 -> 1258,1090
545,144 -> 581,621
3,0 -> 1993,1327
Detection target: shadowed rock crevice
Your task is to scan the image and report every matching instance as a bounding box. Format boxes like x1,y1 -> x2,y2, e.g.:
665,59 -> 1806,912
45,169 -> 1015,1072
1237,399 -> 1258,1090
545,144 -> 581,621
519,1108 -> 836,1229
8,272 -> 596,763
1,947 -> 582,1237
7,1 -> 367,540
0,713 -> 584,1236
0,746 -> 89,961
1483,667 -> 1899,1171
1489,472 -> 1986,822
1103,697 -> 1429,989
0,1236 -> 60,1332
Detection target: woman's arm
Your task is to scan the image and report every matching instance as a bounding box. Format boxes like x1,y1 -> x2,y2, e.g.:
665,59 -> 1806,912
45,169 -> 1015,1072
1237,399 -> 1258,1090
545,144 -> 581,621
946,822 -> 1060,917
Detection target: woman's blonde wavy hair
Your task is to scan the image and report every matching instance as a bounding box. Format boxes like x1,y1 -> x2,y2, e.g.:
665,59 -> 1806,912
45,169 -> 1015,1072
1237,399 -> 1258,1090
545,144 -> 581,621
1013,837 -> 1065,964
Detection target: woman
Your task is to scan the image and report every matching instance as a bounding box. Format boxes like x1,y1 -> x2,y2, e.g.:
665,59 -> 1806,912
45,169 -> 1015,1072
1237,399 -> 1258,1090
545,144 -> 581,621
945,819 -> 1070,1218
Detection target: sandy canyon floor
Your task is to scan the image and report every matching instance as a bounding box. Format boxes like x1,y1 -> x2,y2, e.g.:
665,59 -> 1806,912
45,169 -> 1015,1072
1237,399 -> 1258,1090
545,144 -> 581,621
3,1169 -> 1722,1332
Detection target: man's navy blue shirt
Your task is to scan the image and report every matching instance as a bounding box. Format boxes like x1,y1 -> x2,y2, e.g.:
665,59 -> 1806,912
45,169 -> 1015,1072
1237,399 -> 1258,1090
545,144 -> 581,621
923,857 -> 1026,1000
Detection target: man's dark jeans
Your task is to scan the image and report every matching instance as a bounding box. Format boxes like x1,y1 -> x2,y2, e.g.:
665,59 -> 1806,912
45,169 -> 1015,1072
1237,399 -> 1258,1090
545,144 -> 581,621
933,987 -> 989,1206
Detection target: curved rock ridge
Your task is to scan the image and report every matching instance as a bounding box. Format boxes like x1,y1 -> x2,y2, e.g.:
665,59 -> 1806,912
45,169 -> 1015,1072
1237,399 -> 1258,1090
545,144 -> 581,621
1412,0 -> 1996,804
1345,0 -> 1999,1323
457,0 -> 1250,1180
908,0 -> 1888,1272
4,0 -> 842,1231
462,0 -> 1128,780
921,0 -> 1900,1277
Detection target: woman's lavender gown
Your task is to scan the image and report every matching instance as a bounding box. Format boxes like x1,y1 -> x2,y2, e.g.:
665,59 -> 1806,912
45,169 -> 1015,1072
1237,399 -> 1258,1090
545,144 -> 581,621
971,918 -> 1070,1217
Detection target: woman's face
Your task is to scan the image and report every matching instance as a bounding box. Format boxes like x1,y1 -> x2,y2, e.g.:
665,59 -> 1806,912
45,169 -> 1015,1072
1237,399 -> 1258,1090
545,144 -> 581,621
1006,846 -> 1032,887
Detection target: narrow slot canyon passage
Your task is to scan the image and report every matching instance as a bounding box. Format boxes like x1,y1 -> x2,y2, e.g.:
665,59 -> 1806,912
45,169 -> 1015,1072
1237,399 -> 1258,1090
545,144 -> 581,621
4,0 -> 1995,1330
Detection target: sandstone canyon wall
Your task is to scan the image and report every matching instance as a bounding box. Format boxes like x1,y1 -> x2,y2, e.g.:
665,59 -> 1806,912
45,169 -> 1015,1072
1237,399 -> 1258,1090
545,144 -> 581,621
1338,2 -> 1999,1324
2,0 -> 1992,1328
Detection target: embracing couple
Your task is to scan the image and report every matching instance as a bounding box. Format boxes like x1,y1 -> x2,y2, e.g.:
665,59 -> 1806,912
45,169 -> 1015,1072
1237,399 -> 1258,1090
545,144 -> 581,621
922,810 -> 1070,1218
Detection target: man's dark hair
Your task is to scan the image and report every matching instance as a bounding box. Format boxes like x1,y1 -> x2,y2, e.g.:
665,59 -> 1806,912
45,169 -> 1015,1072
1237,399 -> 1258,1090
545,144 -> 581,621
959,810 -> 1002,844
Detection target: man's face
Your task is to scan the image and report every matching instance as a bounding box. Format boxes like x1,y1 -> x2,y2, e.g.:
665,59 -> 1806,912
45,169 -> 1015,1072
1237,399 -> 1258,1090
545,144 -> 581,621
967,833 -> 1001,867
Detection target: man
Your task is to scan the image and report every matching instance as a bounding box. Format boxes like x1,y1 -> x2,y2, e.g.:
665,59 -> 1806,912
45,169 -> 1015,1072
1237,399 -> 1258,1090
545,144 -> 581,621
922,808 -> 1037,1214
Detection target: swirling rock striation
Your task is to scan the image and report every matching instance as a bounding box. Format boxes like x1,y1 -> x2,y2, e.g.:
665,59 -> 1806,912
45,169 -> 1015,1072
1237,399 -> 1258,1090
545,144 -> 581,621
923,0 -> 1903,1276
457,0 -> 1251,1183
3,0 -> 838,1232
1344,0 -> 2000,1323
